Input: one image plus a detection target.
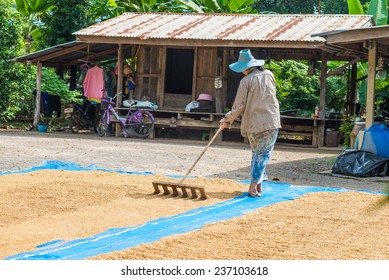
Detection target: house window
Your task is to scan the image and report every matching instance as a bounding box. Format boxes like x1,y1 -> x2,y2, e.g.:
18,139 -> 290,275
165,48 -> 194,95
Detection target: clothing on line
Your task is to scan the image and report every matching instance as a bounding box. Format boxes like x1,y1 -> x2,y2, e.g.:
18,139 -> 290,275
83,65 -> 106,99
33,90 -> 61,118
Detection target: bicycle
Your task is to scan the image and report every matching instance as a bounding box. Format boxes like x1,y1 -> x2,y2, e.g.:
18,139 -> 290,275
97,92 -> 155,138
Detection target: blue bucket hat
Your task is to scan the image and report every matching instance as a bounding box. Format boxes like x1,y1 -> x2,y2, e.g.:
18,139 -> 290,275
229,49 -> 264,73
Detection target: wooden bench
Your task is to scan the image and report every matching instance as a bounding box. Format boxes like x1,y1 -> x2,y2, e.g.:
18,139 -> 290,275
113,108 -> 323,146
278,117 -> 319,147
115,107 -> 225,139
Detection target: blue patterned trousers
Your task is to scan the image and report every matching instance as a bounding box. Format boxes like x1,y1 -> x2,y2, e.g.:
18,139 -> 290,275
247,128 -> 278,185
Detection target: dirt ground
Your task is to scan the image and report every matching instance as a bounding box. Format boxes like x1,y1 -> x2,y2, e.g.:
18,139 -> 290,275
1,130 -> 387,193
0,130 -> 388,260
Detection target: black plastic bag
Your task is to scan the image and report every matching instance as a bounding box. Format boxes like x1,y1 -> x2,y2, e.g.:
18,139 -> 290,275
331,149 -> 389,177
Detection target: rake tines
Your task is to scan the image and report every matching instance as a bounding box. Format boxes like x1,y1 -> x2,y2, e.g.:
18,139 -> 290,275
152,181 -> 207,200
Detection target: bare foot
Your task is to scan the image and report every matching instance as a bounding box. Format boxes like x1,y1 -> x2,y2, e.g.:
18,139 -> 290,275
256,183 -> 262,194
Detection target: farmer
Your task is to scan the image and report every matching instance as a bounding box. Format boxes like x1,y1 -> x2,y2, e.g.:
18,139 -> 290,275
220,49 -> 281,197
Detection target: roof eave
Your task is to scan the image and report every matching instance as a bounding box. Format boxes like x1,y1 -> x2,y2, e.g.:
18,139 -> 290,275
313,25 -> 389,44
75,35 -> 325,49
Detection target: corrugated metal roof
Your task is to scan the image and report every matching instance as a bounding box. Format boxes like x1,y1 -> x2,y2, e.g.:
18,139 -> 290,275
74,13 -> 373,43
11,41 -> 130,67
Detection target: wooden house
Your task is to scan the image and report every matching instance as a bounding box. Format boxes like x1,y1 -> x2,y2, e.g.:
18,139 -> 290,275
14,13 -> 376,146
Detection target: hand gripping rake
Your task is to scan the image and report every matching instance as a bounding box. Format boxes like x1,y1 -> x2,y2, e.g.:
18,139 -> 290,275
152,127 -> 223,200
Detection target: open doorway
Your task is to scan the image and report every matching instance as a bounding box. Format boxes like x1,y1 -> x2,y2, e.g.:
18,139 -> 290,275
164,48 -> 194,108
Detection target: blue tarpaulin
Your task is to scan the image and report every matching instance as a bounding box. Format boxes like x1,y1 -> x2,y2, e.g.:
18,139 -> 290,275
2,161 -> 355,260
360,124 -> 389,158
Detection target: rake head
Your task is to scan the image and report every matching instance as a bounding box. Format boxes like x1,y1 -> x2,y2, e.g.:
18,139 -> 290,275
152,181 -> 207,200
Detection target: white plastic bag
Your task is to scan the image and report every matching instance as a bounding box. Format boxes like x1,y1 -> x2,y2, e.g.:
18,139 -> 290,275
123,100 -> 158,109
185,101 -> 200,112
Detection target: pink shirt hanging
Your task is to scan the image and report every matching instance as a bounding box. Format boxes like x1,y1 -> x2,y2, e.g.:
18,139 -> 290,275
83,66 -> 105,99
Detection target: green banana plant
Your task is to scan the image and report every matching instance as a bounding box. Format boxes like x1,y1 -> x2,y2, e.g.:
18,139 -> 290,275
113,0 -> 176,12
367,0 -> 388,25
89,0 -> 125,21
347,0 -> 364,14
347,0 -> 388,25
175,0 -> 204,12
15,0 -> 52,16
14,0 -> 54,53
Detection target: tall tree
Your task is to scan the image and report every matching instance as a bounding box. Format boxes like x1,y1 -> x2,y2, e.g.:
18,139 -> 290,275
319,0 -> 349,13
42,0 -> 92,48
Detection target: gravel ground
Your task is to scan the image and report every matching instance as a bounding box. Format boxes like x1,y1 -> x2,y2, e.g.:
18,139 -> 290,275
0,129 -> 387,193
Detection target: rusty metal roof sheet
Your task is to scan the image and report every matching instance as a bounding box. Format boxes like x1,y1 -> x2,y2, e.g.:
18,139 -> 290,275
74,13 -> 373,43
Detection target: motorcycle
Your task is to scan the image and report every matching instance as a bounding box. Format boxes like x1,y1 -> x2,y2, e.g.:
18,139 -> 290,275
64,99 -> 98,133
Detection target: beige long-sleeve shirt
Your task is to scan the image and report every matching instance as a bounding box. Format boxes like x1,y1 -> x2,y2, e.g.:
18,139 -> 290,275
221,68 -> 281,137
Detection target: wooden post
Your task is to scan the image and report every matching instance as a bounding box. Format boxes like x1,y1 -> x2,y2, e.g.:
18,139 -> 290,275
69,65 -> 77,91
117,44 -> 124,104
215,48 -> 223,113
192,47 -> 198,101
222,48 -> 229,110
349,63 -> 357,116
318,51 -> 327,147
33,62 -> 43,129
159,46 -> 167,108
116,44 -> 124,136
365,40 -> 376,130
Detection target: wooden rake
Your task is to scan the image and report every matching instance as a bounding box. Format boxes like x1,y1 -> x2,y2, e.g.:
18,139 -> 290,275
152,127 -> 223,200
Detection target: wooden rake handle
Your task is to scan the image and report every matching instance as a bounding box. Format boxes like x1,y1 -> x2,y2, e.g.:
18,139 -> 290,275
179,126 -> 224,184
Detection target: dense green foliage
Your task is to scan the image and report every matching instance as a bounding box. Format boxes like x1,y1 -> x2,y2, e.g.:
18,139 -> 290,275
39,68 -> 72,95
255,0 -> 349,14
0,0 -> 34,121
43,0 -> 92,48
348,0 -> 388,24
0,1 -> 86,123
25,67 -> 83,103
338,117 -> 354,148
90,0 -> 258,14
195,0 -> 256,13
270,60 -> 346,113
14,0 -> 55,53
271,61 -> 319,111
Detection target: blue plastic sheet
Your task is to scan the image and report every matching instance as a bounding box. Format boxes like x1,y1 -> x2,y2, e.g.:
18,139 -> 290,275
2,161 -> 356,260
360,124 -> 389,158
0,160 -> 153,176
